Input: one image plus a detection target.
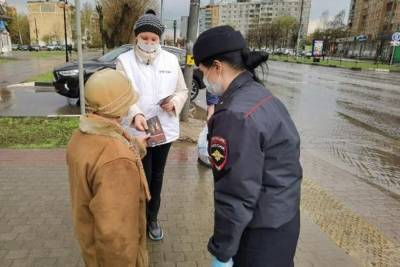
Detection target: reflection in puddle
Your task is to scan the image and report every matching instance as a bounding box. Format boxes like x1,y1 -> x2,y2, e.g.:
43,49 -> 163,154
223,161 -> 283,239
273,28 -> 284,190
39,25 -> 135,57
0,88 -> 14,110
0,88 -> 79,116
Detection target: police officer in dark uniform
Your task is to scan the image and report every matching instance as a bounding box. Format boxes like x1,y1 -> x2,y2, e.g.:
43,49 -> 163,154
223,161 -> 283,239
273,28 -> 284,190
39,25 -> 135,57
193,26 -> 303,267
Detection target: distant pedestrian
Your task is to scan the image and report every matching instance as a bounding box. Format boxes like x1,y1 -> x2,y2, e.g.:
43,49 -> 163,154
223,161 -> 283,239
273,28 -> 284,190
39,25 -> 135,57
67,69 -> 150,267
193,25 -> 303,267
67,44 -> 72,57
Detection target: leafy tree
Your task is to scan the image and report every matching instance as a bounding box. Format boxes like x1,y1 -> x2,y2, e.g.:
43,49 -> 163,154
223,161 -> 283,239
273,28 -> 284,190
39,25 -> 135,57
247,16 -> 299,50
274,16 -> 298,48
5,8 -> 30,45
42,33 -> 60,45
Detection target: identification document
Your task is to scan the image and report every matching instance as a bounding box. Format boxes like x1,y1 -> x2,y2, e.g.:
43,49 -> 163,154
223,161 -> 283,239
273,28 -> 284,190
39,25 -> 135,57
146,116 -> 167,147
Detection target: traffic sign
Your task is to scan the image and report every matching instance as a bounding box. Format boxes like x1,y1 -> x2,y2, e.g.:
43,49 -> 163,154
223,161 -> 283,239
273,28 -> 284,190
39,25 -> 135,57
392,32 -> 400,42
186,54 -> 195,66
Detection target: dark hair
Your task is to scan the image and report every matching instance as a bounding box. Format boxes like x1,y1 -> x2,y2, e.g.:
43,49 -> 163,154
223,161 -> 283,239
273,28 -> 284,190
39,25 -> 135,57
202,48 -> 269,84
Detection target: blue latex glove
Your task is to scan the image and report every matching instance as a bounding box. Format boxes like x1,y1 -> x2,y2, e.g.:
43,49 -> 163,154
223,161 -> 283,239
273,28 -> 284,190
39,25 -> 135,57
211,256 -> 233,267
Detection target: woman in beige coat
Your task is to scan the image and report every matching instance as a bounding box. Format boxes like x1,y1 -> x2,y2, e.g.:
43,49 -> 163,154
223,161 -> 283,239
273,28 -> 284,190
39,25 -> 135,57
67,69 -> 150,267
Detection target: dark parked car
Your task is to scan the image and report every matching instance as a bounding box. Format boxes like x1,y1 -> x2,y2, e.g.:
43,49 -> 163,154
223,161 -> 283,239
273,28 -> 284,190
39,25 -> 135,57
28,45 -> 40,52
53,45 -> 205,103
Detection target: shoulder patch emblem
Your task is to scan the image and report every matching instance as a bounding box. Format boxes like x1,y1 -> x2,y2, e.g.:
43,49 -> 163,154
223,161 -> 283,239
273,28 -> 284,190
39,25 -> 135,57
210,136 -> 228,171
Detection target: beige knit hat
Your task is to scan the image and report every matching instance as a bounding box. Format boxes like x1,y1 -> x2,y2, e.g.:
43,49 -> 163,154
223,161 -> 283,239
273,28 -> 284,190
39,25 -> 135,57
85,69 -> 137,118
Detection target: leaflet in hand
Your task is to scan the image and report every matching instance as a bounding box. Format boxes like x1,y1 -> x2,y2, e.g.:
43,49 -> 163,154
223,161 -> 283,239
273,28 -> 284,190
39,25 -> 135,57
146,116 -> 167,147
158,94 -> 174,105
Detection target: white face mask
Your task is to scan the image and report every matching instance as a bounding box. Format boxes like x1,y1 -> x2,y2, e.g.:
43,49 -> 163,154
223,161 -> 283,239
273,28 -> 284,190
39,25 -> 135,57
137,39 -> 160,53
203,67 -> 224,96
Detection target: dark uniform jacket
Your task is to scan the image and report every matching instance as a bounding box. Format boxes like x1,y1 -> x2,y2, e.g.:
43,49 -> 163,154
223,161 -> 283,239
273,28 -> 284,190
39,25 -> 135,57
207,71 -> 303,262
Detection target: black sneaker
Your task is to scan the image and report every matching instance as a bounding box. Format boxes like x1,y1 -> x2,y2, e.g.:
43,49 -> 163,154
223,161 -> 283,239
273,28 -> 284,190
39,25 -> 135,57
148,221 -> 164,241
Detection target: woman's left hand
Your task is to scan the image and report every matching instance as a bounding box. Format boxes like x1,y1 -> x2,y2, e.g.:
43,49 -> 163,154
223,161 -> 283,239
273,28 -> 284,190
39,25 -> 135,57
161,101 -> 175,113
136,134 -> 150,148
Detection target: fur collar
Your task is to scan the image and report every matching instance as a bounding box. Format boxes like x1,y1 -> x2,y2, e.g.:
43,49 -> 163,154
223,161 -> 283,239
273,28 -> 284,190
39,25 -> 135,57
79,114 -> 147,158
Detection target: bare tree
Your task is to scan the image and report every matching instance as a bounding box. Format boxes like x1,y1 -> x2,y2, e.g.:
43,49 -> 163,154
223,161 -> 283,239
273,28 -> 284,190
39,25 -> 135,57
274,16 -> 298,48
328,10 -> 346,29
247,27 -> 262,49
97,0 -> 148,48
81,2 -> 93,46
266,22 -> 282,51
257,21 -> 285,51
5,8 -> 30,45
311,10 -> 350,56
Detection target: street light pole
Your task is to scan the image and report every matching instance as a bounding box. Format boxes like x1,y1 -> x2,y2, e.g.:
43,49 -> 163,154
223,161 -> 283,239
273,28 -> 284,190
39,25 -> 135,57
181,0 -> 200,121
74,0 -> 85,114
295,0 -> 304,57
160,0 -> 164,23
173,20 -> 177,46
62,0 -> 69,62
390,45 -> 395,65
163,19 -> 178,46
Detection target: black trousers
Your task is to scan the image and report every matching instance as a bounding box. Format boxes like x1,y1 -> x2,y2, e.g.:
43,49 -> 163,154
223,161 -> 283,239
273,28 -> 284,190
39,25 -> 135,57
233,211 -> 300,267
142,142 -> 172,222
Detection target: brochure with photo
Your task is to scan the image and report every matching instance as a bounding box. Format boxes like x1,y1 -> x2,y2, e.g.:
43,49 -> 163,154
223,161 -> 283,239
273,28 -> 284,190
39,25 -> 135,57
146,116 -> 167,147
158,94 -> 174,105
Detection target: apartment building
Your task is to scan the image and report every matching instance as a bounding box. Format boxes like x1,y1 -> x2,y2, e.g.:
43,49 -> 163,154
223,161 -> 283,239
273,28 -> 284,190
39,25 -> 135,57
341,0 -> 400,60
27,0 -> 73,46
199,0 -> 311,39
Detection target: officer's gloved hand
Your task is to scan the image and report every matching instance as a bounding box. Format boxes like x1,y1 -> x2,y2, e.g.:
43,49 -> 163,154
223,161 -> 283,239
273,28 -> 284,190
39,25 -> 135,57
211,256 -> 233,267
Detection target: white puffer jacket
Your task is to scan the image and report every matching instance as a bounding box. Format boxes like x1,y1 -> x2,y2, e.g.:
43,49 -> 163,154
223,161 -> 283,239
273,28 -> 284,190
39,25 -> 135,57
116,47 -> 188,145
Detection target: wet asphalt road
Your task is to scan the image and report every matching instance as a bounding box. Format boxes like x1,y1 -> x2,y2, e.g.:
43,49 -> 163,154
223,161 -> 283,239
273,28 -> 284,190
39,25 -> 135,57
264,61 -> 400,197
0,86 -> 80,116
0,51 -> 101,87
0,52 -> 63,87
1,58 -> 399,197
0,50 -> 101,116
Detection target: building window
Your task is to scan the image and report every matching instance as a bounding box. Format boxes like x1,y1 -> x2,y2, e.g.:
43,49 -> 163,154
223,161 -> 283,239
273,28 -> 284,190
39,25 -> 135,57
41,4 -> 56,13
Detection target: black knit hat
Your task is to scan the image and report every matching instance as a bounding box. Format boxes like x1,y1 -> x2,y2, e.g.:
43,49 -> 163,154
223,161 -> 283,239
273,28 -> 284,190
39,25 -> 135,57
193,25 -> 247,66
134,10 -> 165,37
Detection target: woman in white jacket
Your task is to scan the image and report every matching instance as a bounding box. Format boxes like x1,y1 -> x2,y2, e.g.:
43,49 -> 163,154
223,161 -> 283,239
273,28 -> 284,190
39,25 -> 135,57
116,10 -> 188,241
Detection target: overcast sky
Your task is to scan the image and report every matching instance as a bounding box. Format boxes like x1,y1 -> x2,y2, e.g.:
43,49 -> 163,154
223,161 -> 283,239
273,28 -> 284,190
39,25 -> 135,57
6,0 -> 351,32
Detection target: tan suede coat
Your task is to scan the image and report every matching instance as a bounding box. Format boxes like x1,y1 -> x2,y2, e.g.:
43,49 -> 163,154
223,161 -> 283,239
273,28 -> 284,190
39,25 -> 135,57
67,114 -> 150,267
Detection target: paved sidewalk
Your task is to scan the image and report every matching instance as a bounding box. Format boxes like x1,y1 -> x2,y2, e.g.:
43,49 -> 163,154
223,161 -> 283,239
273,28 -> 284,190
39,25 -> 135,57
0,145 -> 362,267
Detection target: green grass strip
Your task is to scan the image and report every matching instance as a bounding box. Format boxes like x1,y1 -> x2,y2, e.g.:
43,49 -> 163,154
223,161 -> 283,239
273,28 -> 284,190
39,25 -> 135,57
25,71 -> 54,82
0,117 -> 79,149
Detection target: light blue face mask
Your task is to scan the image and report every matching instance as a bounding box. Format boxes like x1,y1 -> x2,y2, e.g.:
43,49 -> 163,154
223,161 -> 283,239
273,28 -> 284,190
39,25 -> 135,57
203,67 -> 224,96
